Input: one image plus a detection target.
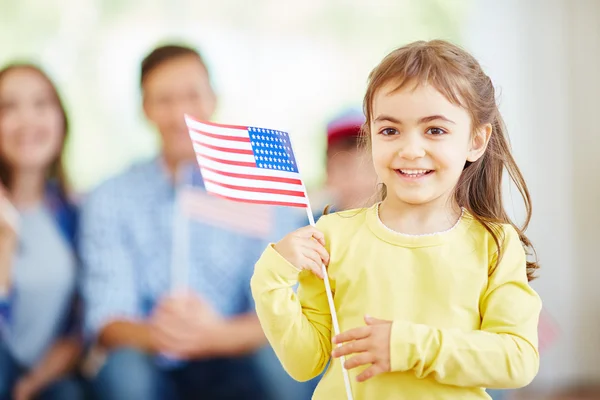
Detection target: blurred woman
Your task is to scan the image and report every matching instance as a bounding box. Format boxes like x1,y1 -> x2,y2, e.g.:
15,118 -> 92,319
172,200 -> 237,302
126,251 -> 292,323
0,64 -> 83,400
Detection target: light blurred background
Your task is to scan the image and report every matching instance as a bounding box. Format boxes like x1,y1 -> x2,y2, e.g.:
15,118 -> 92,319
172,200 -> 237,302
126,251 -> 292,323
0,0 -> 465,191
1,0 -> 599,398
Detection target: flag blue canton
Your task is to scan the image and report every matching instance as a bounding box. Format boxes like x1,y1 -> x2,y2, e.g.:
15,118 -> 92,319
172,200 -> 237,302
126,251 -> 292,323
248,127 -> 299,173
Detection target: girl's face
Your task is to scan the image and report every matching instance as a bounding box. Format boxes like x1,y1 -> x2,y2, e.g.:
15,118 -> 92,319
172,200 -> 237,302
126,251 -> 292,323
370,82 -> 490,209
0,68 -> 65,174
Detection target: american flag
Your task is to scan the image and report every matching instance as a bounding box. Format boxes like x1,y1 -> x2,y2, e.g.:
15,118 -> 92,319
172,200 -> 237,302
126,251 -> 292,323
184,115 -> 309,208
178,185 -> 273,238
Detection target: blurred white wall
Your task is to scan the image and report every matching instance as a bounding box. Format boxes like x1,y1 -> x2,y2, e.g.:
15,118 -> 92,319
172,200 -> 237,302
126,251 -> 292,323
466,0 -> 600,390
569,0 -> 600,385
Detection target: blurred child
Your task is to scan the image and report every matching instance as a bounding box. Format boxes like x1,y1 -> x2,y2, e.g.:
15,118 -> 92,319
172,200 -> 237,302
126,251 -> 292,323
318,107 -> 378,214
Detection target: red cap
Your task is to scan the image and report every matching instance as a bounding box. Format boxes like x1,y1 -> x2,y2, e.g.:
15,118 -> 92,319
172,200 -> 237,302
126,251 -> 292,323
326,107 -> 365,147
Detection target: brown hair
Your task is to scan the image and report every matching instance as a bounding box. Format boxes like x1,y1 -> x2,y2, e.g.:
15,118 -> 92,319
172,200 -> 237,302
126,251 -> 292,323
140,44 -> 208,87
362,40 -> 538,281
0,64 -> 70,197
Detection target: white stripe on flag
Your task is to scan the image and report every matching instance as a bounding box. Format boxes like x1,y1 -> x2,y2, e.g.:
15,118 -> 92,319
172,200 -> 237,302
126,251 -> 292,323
179,187 -> 272,237
204,181 -> 308,206
200,169 -> 304,192
185,117 -> 249,138
196,155 -> 302,180
189,131 -> 253,150
193,143 -> 256,163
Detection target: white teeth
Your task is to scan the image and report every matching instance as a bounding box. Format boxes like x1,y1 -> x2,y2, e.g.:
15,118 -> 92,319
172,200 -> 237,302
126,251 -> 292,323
399,169 -> 430,175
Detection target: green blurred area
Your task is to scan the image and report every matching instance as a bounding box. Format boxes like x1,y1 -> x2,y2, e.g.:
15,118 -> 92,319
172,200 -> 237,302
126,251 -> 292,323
0,0 -> 468,193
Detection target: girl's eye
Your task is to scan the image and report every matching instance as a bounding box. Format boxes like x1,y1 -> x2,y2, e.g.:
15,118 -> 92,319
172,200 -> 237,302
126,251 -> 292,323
380,128 -> 398,136
426,127 -> 447,135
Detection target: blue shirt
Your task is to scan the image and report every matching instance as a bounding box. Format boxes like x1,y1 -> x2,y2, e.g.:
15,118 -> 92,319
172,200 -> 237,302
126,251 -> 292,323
0,185 -> 79,367
5,206 -> 77,366
79,158 -> 302,338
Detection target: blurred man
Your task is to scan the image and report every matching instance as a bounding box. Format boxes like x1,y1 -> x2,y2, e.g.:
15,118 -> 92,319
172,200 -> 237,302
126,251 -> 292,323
79,44 -> 273,400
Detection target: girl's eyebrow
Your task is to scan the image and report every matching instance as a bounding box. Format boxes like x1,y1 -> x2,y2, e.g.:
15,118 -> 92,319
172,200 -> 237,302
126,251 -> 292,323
373,114 -> 456,125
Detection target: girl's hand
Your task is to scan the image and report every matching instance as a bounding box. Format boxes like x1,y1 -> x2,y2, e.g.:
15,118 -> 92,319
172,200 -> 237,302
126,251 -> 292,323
332,315 -> 393,382
273,226 -> 329,279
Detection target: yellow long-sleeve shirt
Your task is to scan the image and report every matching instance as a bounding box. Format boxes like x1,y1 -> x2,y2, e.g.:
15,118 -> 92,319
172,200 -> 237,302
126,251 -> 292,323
251,205 -> 541,399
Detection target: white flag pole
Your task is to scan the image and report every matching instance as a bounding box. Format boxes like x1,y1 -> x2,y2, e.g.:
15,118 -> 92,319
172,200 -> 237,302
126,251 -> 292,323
303,202 -> 354,400
160,164 -> 191,367
170,163 -> 190,292
289,135 -> 354,400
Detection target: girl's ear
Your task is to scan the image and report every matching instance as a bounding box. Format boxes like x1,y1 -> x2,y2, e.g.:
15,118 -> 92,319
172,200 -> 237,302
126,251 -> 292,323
467,123 -> 492,162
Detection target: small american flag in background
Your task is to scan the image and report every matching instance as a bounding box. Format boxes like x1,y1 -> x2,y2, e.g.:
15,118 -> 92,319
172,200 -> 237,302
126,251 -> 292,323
538,309 -> 559,353
184,115 -> 309,208
179,185 -> 273,238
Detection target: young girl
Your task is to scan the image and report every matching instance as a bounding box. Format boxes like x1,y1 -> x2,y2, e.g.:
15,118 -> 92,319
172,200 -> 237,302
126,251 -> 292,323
251,40 -> 541,399
0,64 -> 83,400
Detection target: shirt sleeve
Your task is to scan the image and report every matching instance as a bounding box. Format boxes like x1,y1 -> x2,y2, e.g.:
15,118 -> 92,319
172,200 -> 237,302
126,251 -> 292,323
389,225 -> 541,389
250,236 -> 332,382
79,188 -> 141,339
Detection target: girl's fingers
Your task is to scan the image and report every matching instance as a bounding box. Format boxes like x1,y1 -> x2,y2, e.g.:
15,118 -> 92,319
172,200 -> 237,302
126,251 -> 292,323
302,247 -> 323,278
303,240 -> 329,265
293,226 -> 326,247
310,264 -> 324,279
301,249 -> 324,279
310,229 -> 326,247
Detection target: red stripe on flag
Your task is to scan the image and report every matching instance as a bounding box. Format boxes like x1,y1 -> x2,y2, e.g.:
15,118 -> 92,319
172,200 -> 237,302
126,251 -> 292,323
203,179 -> 306,197
192,119 -> 248,130
198,165 -> 303,185
209,192 -> 308,208
190,128 -> 251,143
198,154 -> 256,168
192,140 -> 254,155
